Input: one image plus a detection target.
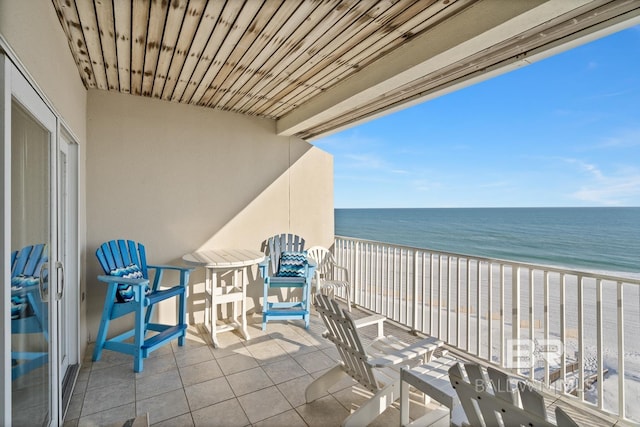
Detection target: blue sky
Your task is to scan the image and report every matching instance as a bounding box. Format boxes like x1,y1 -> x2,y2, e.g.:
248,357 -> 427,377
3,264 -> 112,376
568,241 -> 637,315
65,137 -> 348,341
314,25 -> 640,209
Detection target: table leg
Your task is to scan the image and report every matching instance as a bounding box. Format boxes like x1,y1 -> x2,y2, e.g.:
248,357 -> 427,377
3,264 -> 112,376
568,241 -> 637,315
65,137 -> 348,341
232,268 -> 239,326
204,268 -> 211,336
240,267 -> 249,340
401,370 -> 411,426
210,269 -> 220,348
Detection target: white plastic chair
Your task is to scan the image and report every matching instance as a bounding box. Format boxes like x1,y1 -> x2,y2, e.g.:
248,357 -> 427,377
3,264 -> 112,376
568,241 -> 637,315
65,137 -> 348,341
307,246 -> 352,311
306,294 -> 444,427
449,362 -> 579,427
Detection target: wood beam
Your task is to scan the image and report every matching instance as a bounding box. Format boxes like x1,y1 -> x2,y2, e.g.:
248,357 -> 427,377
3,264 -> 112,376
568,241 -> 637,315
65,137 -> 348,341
276,0 -> 591,137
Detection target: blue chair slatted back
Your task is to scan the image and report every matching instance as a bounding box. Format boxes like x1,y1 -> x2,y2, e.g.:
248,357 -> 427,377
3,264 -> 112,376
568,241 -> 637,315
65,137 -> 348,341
11,250 -> 17,271
10,244 -> 49,379
96,240 -> 148,279
11,244 -> 48,281
267,233 -> 305,275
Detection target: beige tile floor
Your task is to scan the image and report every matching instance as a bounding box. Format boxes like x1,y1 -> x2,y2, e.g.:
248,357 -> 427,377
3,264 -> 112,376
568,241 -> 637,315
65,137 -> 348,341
63,309 -> 428,427
62,307 -> 618,427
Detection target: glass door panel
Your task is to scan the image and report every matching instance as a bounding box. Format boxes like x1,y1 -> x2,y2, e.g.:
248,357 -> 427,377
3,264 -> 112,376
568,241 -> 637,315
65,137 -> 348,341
10,85 -> 53,426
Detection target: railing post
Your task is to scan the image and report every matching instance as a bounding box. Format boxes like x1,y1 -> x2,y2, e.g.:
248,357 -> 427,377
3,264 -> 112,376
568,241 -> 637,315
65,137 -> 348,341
466,258 -> 471,351
543,271 -> 549,387
411,250 -> 419,335
488,262 -> 493,364
500,264 -> 505,367
577,275 -> 584,401
577,275 -> 585,401
617,281 -> 625,419
512,265 -> 521,373
528,268 -> 534,381
456,259 -> 461,348
476,260 -> 481,356
438,255 -> 443,339
447,256 -> 453,344
354,241 -> 360,307
560,273 -> 566,391
596,278 -> 604,410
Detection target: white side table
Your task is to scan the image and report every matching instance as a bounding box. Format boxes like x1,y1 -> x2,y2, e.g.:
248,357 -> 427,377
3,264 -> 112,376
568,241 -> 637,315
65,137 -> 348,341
400,354 -> 461,427
183,249 -> 264,348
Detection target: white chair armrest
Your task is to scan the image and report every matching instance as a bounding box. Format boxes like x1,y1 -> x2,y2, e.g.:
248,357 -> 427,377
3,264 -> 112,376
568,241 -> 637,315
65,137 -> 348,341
367,336 -> 443,367
354,314 -> 386,338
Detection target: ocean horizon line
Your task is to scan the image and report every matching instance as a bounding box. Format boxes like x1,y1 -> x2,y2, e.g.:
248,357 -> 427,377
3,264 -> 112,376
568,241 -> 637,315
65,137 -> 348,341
334,207 -> 640,275
335,206 -> 640,210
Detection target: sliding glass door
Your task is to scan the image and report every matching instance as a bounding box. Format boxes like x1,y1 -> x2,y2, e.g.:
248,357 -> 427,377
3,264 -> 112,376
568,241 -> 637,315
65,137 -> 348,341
7,55 -> 57,427
2,51 -> 79,426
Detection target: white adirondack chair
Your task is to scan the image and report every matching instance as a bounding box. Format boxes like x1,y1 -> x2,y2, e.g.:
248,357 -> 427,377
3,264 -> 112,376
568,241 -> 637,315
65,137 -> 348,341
307,246 -> 352,311
449,362 -> 579,427
306,294 -> 445,427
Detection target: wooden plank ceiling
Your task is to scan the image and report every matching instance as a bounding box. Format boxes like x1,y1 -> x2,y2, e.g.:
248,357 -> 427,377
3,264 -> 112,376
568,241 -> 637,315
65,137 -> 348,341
52,0 -> 640,139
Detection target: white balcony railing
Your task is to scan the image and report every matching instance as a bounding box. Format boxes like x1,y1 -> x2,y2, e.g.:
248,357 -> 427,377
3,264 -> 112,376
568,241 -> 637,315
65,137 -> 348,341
333,235 -> 640,423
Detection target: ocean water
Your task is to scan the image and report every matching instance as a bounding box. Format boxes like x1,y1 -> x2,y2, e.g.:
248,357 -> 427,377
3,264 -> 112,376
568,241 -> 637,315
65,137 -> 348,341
335,207 -> 640,275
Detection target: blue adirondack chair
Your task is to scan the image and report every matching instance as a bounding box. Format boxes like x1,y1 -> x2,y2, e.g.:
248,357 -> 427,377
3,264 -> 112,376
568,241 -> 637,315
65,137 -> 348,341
259,234 -> 316,330
11,244 -> 49,380
93,239 -> 193,372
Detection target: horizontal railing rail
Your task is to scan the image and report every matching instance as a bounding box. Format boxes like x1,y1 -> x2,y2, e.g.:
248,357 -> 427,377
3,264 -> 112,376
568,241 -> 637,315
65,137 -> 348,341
333,235 -> 640,423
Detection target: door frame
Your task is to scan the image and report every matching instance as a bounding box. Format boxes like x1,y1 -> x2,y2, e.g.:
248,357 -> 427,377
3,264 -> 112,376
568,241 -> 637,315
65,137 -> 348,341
57,127 -> 80,421
1,44 -> 81,426
1,51 -> 59,426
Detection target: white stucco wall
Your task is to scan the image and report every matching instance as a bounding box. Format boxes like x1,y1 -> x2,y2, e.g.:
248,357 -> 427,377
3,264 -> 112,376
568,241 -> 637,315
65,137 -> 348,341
86,90 -> 334,339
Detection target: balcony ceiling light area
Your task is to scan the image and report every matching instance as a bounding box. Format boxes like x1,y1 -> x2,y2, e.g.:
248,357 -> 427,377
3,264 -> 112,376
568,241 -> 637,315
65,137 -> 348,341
52,0 -> 640,140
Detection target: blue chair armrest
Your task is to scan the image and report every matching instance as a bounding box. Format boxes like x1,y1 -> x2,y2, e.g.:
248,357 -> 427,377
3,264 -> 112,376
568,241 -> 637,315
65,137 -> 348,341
147,264 -> 193,291
11,283 -> 40,296
305,259 -> 317,279
258,258 -> 270,278
147,264 -> 195,273
97,275 -> 150,287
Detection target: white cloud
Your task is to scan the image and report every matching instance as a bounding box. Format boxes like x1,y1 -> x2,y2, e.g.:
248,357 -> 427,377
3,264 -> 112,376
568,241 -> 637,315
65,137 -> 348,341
563,158 -> 640,205
564,158 -> 605,180
572,176 -> 640,205
342,153 -> 387,170
599,128 -> 640,148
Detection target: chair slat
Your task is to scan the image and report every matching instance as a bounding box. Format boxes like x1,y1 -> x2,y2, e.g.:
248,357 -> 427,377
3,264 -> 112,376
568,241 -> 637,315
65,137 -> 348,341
118,240 -> 132,266
487,365 -> 517,404
126,240 -> 138,266
12,246 -> 32,277
449,362 -> 575,427
555,407 -> 580,427
11,249 -> 17,269
97,242 -> 115,272
519,383 -> 548,419
449,362 -> 485,427
136,241 -> 148,275
23,244 -> 46,277
109,240 -> 124,268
